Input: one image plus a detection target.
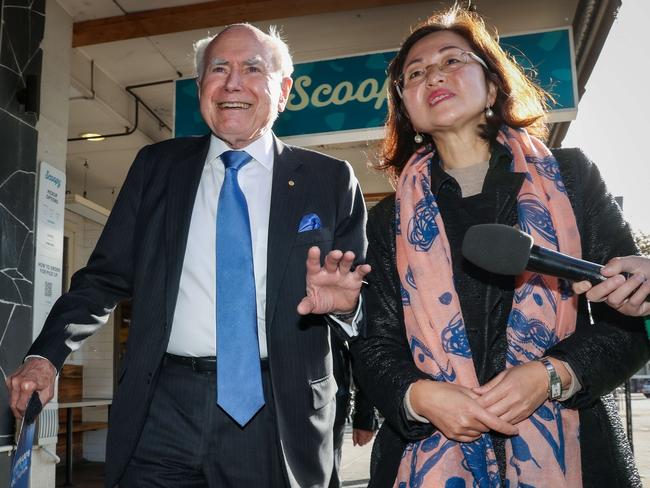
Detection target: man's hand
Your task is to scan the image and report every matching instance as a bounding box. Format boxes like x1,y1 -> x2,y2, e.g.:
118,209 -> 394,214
6,358 -> 57,419
573,256 -> 650,317
297,246 -> 371,315
409,380 -> 518,442
352,428 -> 375,446
473,360 -> 563,425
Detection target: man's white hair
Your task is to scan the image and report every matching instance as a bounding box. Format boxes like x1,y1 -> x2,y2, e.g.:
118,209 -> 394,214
194,24 -> 294,80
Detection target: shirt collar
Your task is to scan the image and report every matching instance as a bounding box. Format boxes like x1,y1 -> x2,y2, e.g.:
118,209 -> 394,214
206,130 -> 275,172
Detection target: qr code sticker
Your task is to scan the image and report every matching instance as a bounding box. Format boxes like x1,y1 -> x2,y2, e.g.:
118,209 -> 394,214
45,281 -> 52,297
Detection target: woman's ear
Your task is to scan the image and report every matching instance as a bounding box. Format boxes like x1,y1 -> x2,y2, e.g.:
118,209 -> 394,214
487,79 -> 498,108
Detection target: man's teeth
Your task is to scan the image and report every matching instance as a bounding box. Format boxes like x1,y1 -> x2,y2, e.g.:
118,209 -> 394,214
218,102 -> 251,109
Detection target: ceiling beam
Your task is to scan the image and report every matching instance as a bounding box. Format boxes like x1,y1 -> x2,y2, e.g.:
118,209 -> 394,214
72,0 -> 420,47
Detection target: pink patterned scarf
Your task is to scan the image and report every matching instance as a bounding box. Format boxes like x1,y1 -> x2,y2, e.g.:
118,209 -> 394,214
394,126 -> 582,487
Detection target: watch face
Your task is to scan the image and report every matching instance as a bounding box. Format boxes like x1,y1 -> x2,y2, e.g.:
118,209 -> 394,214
540,357 -> 561,399
551,381 -> 562,399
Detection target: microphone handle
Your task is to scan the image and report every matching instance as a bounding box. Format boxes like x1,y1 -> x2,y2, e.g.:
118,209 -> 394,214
527,245 -> 606,284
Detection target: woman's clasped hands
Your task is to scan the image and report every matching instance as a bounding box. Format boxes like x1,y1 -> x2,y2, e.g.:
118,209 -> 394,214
410,358 -> 568,442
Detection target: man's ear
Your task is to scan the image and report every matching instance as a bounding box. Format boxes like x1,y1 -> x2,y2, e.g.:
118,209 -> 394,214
277,77 -> 294,113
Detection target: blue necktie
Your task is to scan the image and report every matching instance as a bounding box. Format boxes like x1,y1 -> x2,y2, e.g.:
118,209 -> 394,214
216,150 -> 264,426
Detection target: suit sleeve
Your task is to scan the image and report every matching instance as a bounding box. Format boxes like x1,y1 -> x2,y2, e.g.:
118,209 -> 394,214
351,382 -> 378,432
545,149 -> 650,408
326,161 -> 368,341
333,161 -> 367,259
28,145 -> 151,370
350,200 -> 434,441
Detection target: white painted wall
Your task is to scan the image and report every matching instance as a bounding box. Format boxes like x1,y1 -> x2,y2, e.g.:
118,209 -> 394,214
30,1 -> 73,486
36,1 -> 72,173
63,211 -> 112,463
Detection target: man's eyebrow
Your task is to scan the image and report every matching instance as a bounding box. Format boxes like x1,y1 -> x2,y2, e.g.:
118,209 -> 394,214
208,58 -> 228,67
207,56 -> 269,69
243,55 -> 268,68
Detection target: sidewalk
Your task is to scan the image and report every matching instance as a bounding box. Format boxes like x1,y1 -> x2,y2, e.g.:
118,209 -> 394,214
339,424 -> 373,487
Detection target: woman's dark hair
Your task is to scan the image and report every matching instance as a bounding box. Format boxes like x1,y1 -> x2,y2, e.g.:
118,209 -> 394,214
377,5 -> 550,184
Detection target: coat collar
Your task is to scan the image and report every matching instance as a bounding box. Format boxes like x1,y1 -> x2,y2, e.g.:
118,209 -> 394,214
265,135 -> 309,328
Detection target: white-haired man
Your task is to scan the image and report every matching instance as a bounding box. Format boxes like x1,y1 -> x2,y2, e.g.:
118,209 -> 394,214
7,24 -> 369,487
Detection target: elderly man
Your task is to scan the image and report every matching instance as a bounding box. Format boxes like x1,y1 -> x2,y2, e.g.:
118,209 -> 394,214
7,24 -> 368,487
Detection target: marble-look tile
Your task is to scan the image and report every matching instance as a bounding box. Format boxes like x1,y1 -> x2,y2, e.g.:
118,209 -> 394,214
3,4 -> 30,72
0,63 -> 20,109
29,3 -> 46,60
0,0 -> 44,124
0,301 -> 31,444
0,0 -> 42,448
32,0 -> 45,15
0,28 -> 17,75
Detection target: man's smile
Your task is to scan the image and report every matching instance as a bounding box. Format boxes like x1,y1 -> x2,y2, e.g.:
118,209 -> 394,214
217,101 -> 252,109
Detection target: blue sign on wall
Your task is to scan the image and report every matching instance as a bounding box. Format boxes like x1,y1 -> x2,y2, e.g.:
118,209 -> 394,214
175,28 -> 576,139
501,29 -> 575,112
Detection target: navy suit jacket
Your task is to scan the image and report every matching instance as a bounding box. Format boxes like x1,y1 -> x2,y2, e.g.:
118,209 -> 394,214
29,133 -> 367,487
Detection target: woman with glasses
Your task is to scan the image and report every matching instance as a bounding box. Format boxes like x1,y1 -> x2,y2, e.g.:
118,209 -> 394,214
349,6 -> 649,487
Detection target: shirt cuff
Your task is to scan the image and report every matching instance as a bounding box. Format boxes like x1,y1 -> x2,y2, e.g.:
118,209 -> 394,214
403,383 -> 430,423
327,295 -> 363,337
558,360 -> 582,401
24,355 -> 58,373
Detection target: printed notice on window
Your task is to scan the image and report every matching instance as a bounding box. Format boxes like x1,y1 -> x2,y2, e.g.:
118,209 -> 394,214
33,162 -> 65,339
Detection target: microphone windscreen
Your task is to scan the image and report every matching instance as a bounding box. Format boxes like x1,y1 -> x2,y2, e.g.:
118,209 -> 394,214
461,224 -> 533,275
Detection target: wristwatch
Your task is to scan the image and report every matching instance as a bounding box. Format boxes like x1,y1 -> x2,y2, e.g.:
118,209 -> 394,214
539,357 -> 562,400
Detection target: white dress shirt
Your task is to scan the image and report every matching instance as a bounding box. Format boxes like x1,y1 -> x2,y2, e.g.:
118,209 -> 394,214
167,132 -> 274,357
167,131 -> 361,359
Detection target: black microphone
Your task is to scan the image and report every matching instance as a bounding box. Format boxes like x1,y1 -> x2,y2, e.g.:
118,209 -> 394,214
461,223 -> 606,284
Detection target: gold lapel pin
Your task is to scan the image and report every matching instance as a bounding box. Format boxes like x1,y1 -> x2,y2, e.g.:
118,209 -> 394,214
288,180 -> 295,187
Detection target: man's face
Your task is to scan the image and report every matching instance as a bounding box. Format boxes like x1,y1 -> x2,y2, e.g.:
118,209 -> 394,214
197,27 -> 293,149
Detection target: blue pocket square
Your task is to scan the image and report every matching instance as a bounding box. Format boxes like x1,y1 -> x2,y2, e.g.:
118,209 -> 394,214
298,213 -> 322,233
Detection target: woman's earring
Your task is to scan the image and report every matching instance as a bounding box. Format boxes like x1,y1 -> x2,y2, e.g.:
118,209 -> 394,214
414,132 -> 424,144
485,106 -> 494,118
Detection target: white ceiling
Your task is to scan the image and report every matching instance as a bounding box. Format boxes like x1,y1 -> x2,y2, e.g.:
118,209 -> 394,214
56,0 -> 579,209
59,0 -> 202,21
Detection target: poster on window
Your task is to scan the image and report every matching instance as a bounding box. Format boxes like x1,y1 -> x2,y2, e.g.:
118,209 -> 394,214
33,162 -> 65,339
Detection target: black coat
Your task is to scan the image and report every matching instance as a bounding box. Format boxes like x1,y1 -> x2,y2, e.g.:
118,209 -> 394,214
350,147 -> 649,488
332,333 -> 378,431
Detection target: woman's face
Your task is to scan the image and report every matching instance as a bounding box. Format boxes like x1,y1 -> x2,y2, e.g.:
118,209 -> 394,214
399,30 -> 496,138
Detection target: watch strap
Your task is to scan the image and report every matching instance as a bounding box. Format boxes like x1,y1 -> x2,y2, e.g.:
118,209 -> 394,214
540,357 -> 562,400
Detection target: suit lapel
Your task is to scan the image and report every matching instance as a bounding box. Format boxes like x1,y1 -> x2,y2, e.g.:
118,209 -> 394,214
165,135 -> 211,326
265,136 -> 308,329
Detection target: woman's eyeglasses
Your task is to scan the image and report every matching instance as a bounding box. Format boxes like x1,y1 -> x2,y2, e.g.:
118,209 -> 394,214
395,49 -> 489,97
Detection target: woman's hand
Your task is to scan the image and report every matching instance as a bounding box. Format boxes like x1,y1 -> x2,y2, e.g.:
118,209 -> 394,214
352,428 -> 375,446
573,256 -> 650,317
409,379 -> 518,442
473,360 -> 568,424
297,246 -> 371,315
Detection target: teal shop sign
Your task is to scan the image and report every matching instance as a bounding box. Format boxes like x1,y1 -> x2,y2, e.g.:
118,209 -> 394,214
175,27 -> 577,140
501,28 -> 576,118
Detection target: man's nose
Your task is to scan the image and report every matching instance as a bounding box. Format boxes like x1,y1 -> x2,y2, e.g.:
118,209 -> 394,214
225,70 -> 242,90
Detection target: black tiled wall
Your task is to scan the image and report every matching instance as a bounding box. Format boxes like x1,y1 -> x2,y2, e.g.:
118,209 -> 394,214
0,0 -> 45,471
